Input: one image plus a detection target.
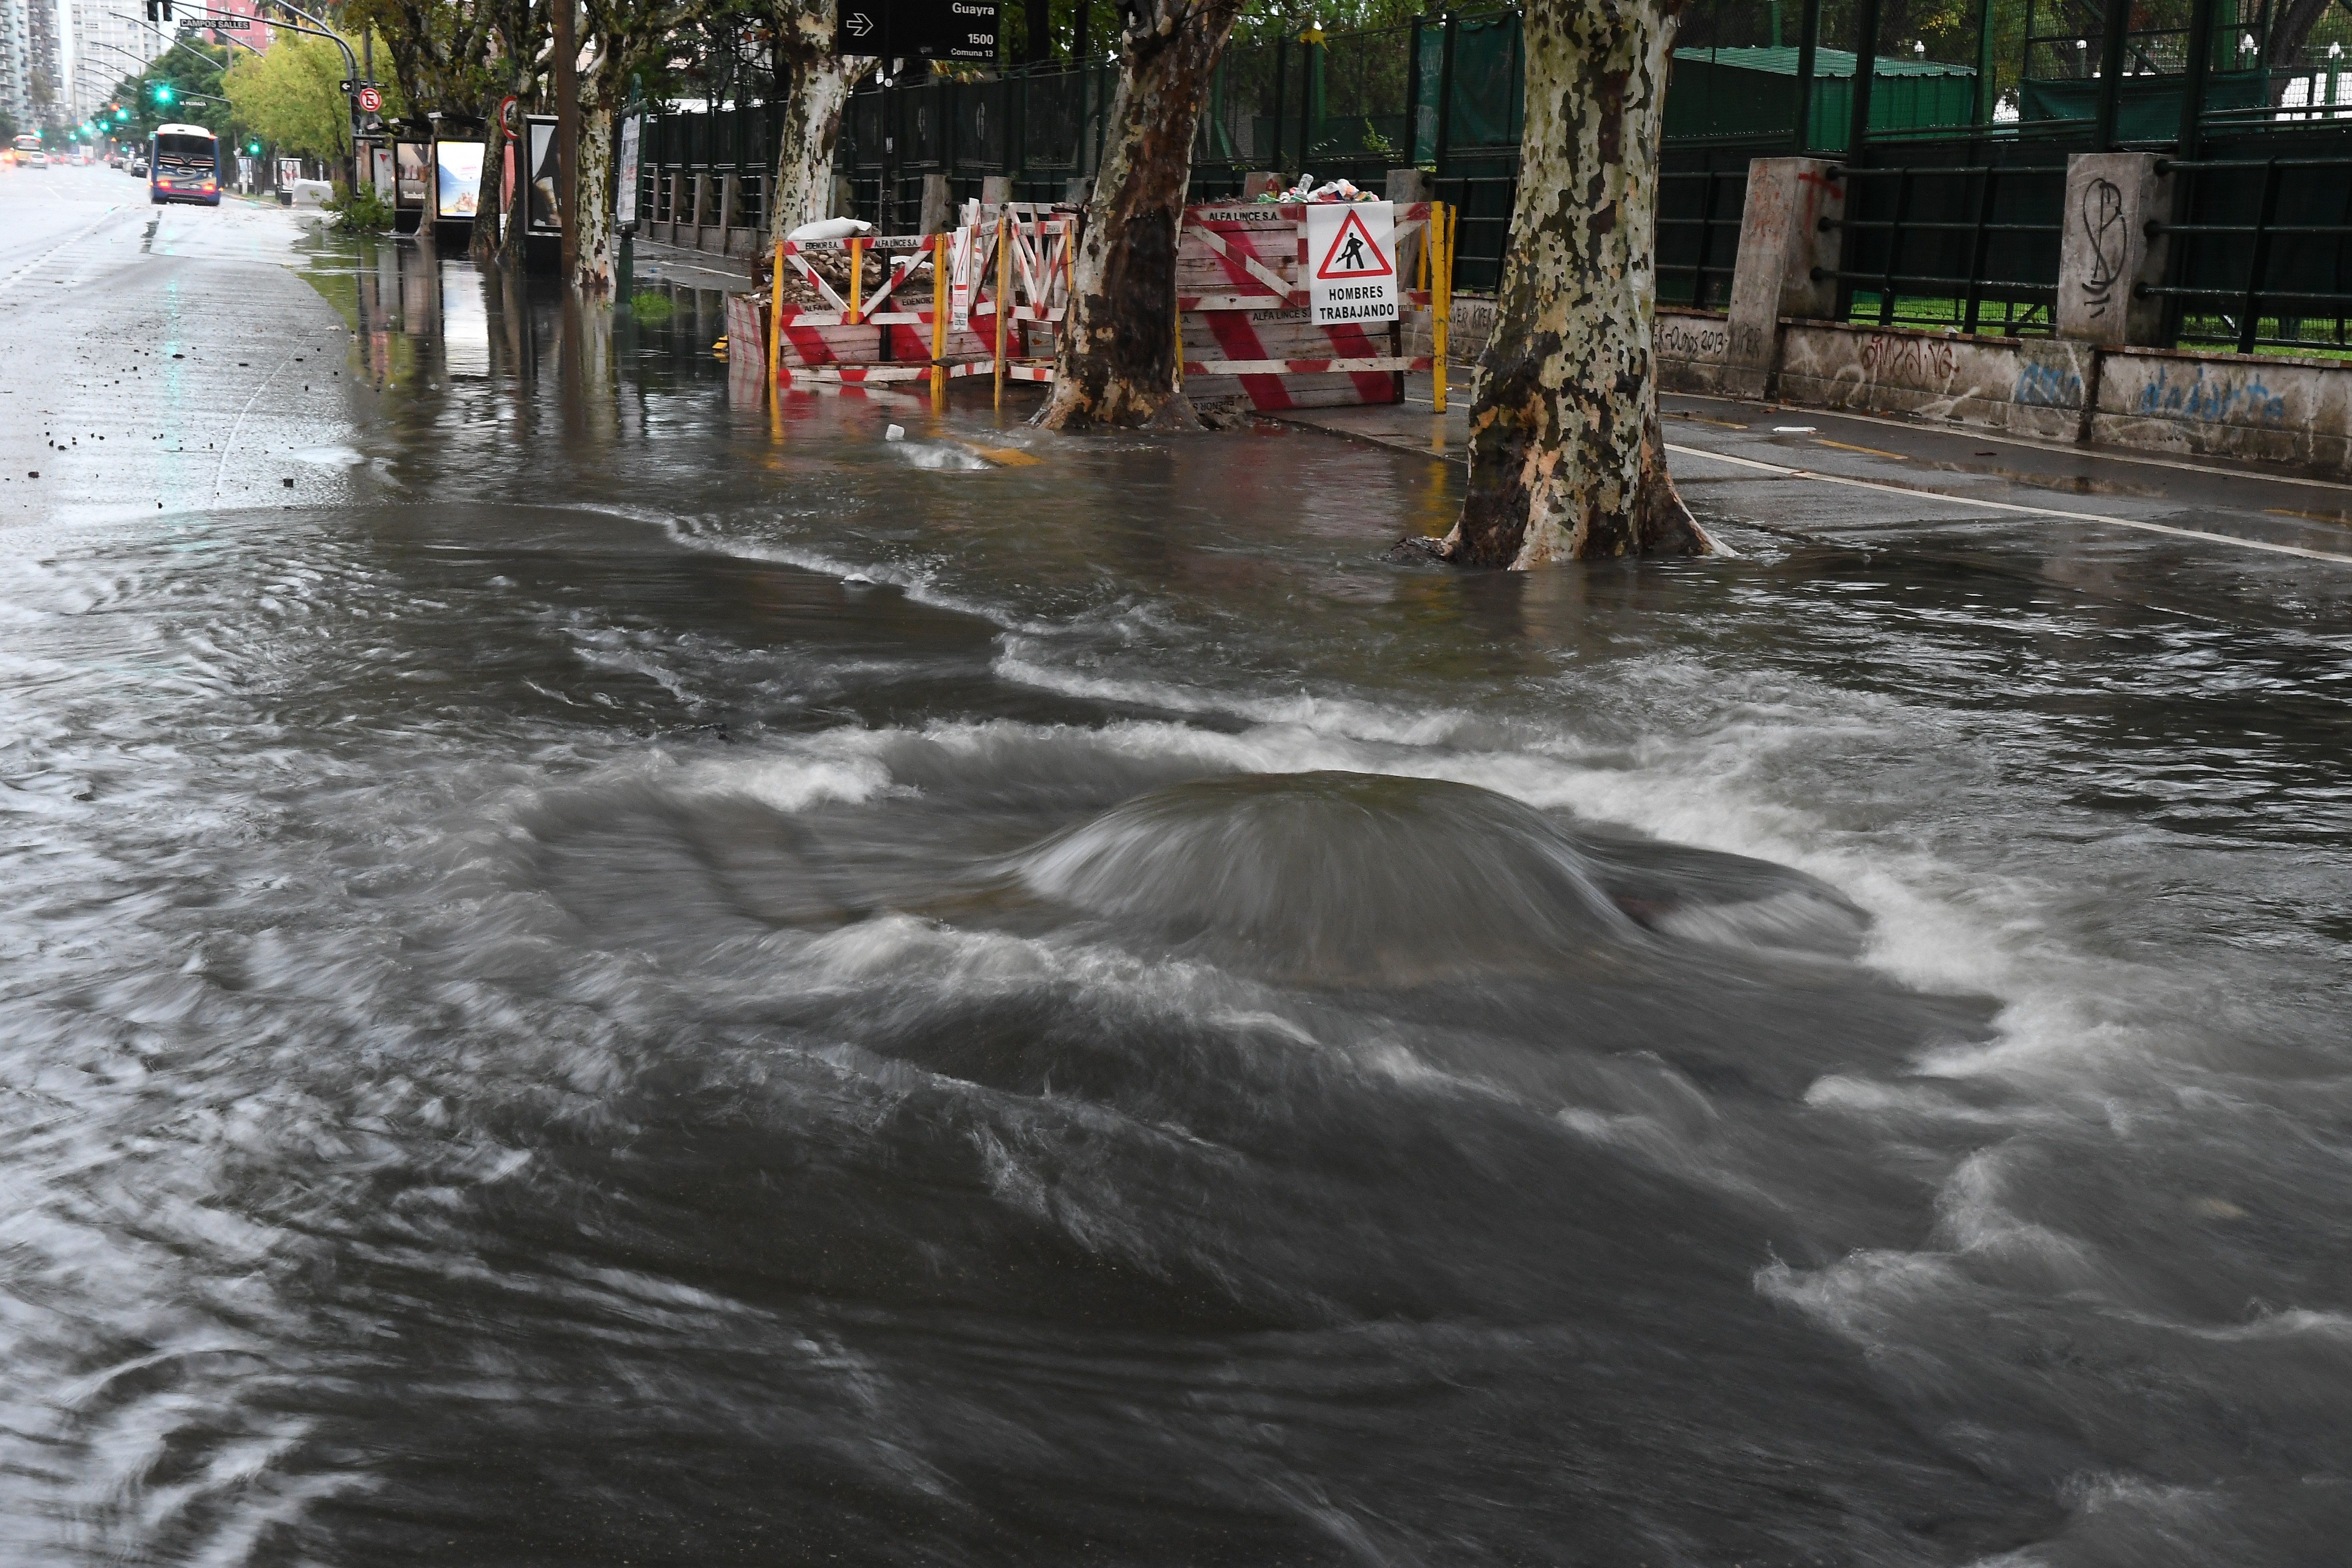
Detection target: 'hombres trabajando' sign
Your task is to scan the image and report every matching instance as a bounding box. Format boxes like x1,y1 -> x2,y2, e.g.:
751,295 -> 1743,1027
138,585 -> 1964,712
1306,201 -> 1399,327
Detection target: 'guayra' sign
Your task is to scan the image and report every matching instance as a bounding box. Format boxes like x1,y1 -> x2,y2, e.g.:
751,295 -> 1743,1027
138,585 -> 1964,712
835,0 -> 998,61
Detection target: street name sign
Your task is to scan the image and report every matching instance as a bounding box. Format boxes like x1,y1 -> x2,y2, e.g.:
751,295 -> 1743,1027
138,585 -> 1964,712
836,0 -> 999,62
1306,201 -> 1398,326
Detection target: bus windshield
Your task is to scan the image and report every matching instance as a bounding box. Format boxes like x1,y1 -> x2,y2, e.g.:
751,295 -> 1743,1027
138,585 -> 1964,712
11,135 -> 41,155
153,132 -> 215,172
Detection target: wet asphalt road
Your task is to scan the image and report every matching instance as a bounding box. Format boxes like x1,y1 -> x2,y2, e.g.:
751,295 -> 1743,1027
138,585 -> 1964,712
0,162 -> 356,523
6,158 -> 2352,1568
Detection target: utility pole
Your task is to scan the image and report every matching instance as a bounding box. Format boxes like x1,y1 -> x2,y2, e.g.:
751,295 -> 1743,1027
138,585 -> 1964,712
555,0 -> 578,280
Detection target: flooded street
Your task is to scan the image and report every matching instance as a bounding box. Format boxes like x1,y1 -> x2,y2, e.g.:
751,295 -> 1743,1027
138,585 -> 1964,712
5,168 -> 2352,1565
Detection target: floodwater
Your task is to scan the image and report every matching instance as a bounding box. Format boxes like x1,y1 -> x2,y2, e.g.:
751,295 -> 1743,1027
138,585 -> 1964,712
5,231 -> 2352,1568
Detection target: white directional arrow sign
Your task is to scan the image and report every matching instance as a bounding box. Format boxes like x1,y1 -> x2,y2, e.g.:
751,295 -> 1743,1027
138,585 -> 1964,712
844,11 -> 874,35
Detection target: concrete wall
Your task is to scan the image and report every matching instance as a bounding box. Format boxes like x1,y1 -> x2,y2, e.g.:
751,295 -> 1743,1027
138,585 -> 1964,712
1633,148 -> 2352,477
1771,322 -> 2092,444
1656,309 -> 2352,479
2093,347 -> 2352,475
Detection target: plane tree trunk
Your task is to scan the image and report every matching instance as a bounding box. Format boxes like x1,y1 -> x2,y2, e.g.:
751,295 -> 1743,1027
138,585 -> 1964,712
768,2 -> 872,239
572,50 -> 618,294
1439,0 -> 1712,566
1035,0 -> 1247,432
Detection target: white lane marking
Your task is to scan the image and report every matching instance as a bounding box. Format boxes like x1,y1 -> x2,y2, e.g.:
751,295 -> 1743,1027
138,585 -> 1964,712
212,346 -> 309,502
1666,388 -> 2352,498
0,204 -> 129,297
1665,441 -> 2352,565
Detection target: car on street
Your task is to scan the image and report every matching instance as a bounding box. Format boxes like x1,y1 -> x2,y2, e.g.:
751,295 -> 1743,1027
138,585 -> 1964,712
128,155 -> 149,177
12,133 -> 46,168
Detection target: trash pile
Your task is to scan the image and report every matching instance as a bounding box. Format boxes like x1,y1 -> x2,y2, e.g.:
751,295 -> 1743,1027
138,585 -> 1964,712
1254,175 -> 1381,204
757,224 -> 931,310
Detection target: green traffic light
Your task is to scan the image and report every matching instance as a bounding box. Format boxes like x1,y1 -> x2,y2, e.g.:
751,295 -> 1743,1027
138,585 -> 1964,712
247,142 -> 261,155
153,82 -> 174,104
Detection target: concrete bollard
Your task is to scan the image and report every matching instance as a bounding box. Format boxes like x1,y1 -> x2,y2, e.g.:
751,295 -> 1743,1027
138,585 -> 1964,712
2057,152 -> 2173,347
1386,169 -> 1437,302
1723,158 -> 1845,397
918,174 -> 953,235
981,175 -> 1014,208
1241,171 -> 1285,200
1385,168 -> 1434,205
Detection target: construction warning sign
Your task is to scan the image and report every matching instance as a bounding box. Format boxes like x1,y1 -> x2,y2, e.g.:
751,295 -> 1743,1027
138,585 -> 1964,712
1306,201 -> 1398,326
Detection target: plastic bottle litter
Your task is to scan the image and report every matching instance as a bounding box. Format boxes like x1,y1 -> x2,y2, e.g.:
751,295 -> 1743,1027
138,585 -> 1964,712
885,424 -> 906,441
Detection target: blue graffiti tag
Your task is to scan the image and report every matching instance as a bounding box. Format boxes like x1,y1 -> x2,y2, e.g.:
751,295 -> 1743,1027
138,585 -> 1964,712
2013,363 -> 2083,408
2131,365 -> 2289,425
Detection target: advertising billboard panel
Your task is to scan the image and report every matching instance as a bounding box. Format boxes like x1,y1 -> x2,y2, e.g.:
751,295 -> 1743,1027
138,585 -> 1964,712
433,140 -> 485,221
525,118 -> 561,236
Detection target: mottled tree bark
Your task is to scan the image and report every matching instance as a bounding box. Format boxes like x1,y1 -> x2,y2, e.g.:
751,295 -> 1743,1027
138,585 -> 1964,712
1440,0 -> 1711,566
1036,0 -> 1245,431
768,3 -> 871,241
572,52 -> 617,295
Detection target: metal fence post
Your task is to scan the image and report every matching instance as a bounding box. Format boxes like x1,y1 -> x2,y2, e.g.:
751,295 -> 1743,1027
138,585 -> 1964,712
1300,33 -> 1320,166
1434,14 -> 1456,172
1974,0 -> 1998,124
1962,166 -> 1999,332
1792,0 -> 1821,150
2178,0 -> 2218,155
1846,0 -> 1883,155
1690,169 -> 1723,307
1271,37 -> 1288,174
2093,0 -> 2133,149
2240,158 -> 2284,353
1406,16 -> 1424,162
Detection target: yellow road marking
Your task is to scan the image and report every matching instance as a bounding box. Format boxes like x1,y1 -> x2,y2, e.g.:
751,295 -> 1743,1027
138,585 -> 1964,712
1815,438 -> 1909,460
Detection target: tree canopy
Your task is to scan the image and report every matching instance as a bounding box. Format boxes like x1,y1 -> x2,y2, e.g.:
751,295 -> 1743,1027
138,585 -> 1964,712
223,32 -> 403,161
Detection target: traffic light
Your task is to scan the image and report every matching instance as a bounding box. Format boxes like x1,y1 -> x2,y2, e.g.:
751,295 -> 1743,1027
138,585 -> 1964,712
145,0 -> 174,19
246,140 -> 261,155
114,108 -> 128,122
152,82 -> 174,105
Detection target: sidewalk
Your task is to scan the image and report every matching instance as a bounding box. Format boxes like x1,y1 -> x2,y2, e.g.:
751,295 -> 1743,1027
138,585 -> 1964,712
631,235 -> 756,292
1269,374 -> 2352,566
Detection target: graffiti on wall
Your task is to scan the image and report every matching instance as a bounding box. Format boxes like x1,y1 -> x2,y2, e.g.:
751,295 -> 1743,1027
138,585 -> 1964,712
2078,176 -> 2127,321
2013,362 -> 2084,408
2129,364 -> 2289,425
1657,317 -> 1729,362
1859,332 -> 1959,383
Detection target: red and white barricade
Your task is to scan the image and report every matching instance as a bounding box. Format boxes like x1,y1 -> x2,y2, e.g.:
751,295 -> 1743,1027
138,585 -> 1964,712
1177,201 -> 1438,410
734,207 -> 1075,397
729,201 -> 1445,411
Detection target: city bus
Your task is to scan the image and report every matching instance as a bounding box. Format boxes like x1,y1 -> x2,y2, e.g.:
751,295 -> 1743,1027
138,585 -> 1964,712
11,133 -> 45,168
149,123 -> 220,206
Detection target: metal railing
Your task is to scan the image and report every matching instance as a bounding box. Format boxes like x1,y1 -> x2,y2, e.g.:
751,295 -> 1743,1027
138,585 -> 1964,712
2145,154 -> 2352,354
1657,166 -> 1748,310
1812,159 -> 2066,335
623,0 -> 2352,352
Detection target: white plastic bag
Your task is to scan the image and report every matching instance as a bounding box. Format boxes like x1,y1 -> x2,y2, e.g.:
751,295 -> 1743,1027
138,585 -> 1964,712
787,216 -> 877,243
